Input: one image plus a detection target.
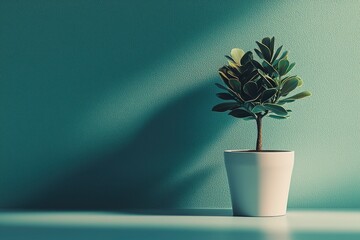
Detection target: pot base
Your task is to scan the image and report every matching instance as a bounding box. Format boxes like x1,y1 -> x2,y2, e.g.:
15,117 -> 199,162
225,150 -> 294,217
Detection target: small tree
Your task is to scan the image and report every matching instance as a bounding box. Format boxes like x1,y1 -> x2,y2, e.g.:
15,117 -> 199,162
212,37 -> 311,151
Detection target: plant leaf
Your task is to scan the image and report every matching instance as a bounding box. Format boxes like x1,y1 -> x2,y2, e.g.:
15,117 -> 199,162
215,83 -> 228,91
244,93 -> 261,102
286,62 -> 296,74
296,76 -> 303,87
230,48 -> 245,65
268,115 -> 289,119
227,71 -> 238,79
256,41 -> 271,62
216,92 -> 234,100
251,105 -> 266,113
278,59 -> 289,76
261,37 -> 272,50
282,91 -> 312,100
251,60 -> 266,72
278,50 -> 288,60
271,45 -> 283,63
243,81 -> 258,97
263,60 -> 279,77
254,49 -> 264,59
241,69 -> 258,84
228,109 -> 253,118
240,51 -> 253,65
277,99 -> 295,105
258,70 -> 278,88
281,77 -> 299,96
261,88 -> 277,102
229,79 -> 241,92
263,103 -> 288,116
273,50 -> 288,66
212,102 -> 239,112
269,37 -> 275,56
280,75 -> 295,84
218,71 -> 230,86
243,116 -> 256,121
239,61 -> 254,74
225,55 -> 235,63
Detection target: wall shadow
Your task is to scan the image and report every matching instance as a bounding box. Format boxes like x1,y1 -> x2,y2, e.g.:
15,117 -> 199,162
17,78 -> 229,210
121,209 -> 233,217
0,226 -> 264,240
1,0 -> 271,209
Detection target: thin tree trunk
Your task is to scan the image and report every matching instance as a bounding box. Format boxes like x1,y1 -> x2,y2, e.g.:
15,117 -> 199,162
256,117 -> 262,151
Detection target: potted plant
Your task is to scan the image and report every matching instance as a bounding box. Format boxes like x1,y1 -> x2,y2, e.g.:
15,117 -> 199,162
213,37 -> 311,217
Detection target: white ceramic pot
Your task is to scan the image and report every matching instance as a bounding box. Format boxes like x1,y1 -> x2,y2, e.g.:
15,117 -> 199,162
224,150 -> 294,217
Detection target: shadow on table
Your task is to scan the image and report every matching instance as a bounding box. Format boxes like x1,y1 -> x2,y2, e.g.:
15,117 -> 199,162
0,226 -> 263,240
121,208 -> 233,216
2,225 -> 359,240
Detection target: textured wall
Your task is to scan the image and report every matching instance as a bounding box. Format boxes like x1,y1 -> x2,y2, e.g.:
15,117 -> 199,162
1,0 -> 360,210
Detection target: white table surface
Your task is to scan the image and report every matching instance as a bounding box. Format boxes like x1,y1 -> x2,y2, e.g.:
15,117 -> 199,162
0,209 -> 359,240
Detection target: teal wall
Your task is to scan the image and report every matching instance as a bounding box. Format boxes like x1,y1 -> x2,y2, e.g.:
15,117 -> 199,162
1,0 -> 360,210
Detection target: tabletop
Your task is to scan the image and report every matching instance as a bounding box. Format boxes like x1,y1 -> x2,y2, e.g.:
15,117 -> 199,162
0,209 -> 359,240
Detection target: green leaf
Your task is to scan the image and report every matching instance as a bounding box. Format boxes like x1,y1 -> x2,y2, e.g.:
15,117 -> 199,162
267,77 -> 278,88
271,45 -> 283,63
280,75 -> 295,84
243,116 -> 256,121
251,60 -> 266,72
215,83 -> 228,91
261,37 -> 271,50
239,61 -> 254,74
258,70 -> 278,88
278,50 -> 288,60
282,91 -> 312,100
277,99 -> 295,105
278,59 -> 289,76
241,69 -> 258,83
227,70 -> 238,79
225,55 -> 235,63
240,51 -> 253,65
243,81 -> 258,97
261,88 -> 277,102
268,115 -> 289,119
251,105 -> 266,113
244,93 -> 261,102
218,71 -> 229,83
263,60 -> 279,77
229,79 -> 241,92
286,62 -> 296,74
216,92 -> 234,100
212,102 -> 239,112
269,37 -> 275,56
228,109 -> 253,118
228,64 -> 241,73
273,50 -> 288,66
263,103 -> 288,116
254,49 -> 264,59
281,77 -> 299,96
256,41 -> 272,62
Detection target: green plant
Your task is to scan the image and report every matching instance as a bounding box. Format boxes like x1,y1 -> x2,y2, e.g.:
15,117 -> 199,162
212,37 -> 311,151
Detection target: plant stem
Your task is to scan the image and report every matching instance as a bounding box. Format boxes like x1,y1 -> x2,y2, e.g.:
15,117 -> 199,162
256,116 -> 262,151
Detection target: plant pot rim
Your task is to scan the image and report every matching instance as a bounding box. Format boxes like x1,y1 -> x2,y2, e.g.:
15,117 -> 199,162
224,149 -> 294,153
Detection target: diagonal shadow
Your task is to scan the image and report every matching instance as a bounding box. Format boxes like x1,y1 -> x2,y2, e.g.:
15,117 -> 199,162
17,78 -> 230,210
0,0 -> 273,209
